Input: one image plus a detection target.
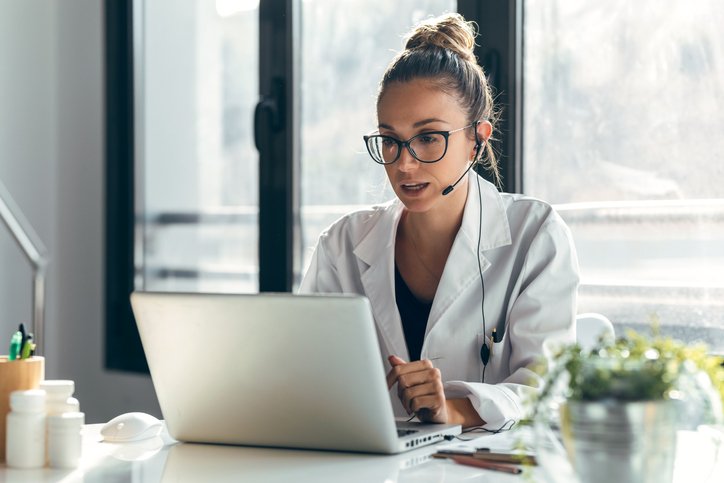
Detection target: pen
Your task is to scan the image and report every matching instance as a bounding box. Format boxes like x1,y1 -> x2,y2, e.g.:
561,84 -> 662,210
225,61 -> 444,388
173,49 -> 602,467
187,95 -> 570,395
20,334 -> 34,359
8,331 -> 23,360
451,455 -> 522,474
435,450 -> 537,465
473,451 -> 537,466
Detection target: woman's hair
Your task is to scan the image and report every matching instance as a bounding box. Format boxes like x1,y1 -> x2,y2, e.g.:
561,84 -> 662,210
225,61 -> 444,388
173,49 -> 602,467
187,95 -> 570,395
378,13 -> 501,185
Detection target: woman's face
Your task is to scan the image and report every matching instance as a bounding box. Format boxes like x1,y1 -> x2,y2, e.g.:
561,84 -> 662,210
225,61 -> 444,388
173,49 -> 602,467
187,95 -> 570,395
377,79 -> 479,214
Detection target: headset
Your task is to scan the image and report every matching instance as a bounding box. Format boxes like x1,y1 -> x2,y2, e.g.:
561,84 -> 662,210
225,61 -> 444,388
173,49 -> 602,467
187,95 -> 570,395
441,126 -> 479,196
441,120 -> 503,383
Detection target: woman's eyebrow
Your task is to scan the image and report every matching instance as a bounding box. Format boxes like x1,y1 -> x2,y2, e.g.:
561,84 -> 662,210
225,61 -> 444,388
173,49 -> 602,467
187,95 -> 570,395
413,118 -> 449,128
378,118 -> 450,130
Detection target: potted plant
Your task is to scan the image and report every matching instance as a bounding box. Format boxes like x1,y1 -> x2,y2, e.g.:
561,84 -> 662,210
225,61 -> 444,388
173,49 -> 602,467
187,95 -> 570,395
531,328 -> 724,483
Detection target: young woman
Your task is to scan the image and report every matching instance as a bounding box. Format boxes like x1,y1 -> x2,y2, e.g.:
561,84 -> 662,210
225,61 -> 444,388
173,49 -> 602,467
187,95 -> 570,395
300,13 -> 579,430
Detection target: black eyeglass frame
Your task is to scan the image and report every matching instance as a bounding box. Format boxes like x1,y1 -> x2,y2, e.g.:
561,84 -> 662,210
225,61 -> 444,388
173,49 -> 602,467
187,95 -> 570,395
363,122 -> 476,165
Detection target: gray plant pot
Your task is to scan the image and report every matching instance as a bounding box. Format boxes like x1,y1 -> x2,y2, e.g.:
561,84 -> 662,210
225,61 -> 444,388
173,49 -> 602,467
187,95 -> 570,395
560,400 -> 679,483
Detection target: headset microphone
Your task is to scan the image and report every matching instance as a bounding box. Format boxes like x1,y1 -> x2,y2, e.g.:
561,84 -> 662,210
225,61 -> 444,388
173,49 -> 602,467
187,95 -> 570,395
441,140 -> 483,196
442,123 -> 484,196
441,159 -> 478,196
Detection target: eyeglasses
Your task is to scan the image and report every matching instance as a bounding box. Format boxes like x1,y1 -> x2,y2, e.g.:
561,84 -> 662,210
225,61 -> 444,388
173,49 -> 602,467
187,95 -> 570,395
363,123 -> 474,165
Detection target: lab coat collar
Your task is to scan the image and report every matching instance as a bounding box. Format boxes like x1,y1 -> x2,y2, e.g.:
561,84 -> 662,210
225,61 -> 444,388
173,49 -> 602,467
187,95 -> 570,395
354,201 -> 408,359
425,172 -> 511,336
461,171 -> 512,253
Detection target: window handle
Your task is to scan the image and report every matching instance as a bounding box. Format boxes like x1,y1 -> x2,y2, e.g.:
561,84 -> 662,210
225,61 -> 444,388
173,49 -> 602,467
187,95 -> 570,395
253,78 -> 285,151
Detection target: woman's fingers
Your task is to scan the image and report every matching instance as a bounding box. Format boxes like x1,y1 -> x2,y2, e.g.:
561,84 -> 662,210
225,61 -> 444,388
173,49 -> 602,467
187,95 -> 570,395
386,355 -> 408,389
399,380 -> 443,412
396,366 -> 439,397
387,357 -> 446,421
387,356 -> 432,389
388,359 -> 436,389
397,367 -> 444,416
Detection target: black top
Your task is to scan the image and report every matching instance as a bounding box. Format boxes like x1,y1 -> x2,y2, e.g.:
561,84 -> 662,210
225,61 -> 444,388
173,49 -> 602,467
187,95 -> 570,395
394,264 -> 433,361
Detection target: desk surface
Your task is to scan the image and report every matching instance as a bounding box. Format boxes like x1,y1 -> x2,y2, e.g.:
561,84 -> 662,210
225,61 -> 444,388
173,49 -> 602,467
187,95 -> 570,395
1,424 -> 722,483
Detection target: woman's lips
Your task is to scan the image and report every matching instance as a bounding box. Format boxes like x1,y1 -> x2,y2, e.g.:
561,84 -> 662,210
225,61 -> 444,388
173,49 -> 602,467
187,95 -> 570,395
400,182 -> 429,191
399,182 -> 430,195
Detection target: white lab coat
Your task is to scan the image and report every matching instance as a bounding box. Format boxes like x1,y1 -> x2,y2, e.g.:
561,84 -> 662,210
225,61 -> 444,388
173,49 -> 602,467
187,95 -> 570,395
299,173 -> 580,429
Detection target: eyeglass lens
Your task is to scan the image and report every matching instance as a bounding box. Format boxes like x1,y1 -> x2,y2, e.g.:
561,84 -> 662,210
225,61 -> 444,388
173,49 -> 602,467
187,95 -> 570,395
367,132 -> 447,164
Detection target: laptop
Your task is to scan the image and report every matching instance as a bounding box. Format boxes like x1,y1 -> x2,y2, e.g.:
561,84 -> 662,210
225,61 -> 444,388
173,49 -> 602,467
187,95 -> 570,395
130,291 -> 461,454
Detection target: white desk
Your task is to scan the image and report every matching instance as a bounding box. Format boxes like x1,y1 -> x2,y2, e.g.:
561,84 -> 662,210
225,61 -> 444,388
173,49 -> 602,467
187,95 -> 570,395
1,424 -> 722,482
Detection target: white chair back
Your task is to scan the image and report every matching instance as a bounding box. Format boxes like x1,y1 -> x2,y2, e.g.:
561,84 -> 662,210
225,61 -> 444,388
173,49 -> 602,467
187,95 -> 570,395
576,313 -> 615,350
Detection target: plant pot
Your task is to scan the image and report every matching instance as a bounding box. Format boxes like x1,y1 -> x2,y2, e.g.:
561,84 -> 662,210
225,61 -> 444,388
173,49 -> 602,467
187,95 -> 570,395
560,399 -> 679,483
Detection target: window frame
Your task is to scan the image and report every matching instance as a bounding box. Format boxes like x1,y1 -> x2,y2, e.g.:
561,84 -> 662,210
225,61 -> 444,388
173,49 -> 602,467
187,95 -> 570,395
105,0 -> 147,372
459,0 -> 523,193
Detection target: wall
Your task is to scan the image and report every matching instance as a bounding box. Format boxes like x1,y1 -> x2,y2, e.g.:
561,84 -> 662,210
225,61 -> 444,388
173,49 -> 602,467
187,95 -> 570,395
0,0 -> 160,423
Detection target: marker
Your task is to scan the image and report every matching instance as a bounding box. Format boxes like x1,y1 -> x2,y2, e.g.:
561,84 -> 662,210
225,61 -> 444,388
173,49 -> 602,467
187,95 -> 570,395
19,323 -> 27,351
20,334 -> 34,359
8,331 -> 23,360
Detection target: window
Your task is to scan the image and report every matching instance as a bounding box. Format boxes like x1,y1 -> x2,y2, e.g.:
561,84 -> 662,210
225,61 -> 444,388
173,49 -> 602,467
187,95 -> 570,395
135,0 -> 459,292
135,0 -> 260,294
523,0 -> 724,352
299,0 -> 456,279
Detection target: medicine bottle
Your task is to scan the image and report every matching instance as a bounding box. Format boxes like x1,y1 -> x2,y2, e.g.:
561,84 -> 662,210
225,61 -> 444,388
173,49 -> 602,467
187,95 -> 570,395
40,380 -> 80,415
6,389 -> 46,469
47,412 -> 85,468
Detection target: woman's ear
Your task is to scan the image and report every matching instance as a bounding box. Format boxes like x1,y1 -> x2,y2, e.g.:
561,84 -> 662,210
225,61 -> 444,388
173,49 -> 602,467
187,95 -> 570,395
471,120 -> 493,159
476,120 -> 493,145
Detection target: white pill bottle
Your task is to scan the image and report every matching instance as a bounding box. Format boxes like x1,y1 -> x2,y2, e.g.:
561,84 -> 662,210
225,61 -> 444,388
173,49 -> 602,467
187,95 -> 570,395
47,412 -> 85,468
6,389 -> 46,468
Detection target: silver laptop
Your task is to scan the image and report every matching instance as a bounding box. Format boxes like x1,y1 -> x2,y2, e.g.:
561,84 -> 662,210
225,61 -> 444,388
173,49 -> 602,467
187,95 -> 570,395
130,291 -> 461,454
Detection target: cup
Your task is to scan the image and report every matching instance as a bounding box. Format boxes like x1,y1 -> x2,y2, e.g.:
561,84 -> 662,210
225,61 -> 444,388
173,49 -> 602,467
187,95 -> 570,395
0,356 -> 45,462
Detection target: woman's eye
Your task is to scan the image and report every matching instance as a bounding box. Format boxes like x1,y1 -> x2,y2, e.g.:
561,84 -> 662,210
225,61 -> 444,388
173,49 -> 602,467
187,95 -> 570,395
418,134 -> 440,144
381,138 -> 397,148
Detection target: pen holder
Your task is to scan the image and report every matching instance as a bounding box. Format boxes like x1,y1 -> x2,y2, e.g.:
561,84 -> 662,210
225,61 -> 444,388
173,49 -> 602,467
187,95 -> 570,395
0,356 -> 44,462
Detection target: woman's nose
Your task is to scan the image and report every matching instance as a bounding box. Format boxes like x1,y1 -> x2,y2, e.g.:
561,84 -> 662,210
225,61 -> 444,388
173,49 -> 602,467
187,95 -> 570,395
396,145 -> 419,171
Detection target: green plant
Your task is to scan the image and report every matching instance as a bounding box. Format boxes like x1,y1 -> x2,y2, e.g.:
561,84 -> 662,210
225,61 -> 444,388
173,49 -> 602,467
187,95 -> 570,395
530,327 -> 724,424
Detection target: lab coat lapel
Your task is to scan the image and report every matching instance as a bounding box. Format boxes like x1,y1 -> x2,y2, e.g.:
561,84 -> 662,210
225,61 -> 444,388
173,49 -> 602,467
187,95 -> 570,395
353,202 -> 408,360
426,174 -> 512,336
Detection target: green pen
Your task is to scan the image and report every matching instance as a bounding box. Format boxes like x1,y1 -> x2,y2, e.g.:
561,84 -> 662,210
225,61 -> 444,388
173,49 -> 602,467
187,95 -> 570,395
8,331 -> 23,360
20,334 -> 34,359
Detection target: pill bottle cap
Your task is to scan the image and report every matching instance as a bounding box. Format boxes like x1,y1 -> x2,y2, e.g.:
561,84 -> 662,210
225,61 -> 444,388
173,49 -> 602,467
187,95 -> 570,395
10,389 -> 46,412
48,412 -> 85,430
39,380 -> 75,398
67,396 -> 80,412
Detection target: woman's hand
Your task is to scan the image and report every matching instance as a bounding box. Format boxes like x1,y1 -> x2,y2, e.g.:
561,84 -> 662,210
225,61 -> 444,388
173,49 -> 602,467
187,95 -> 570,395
386,355 -> 448,423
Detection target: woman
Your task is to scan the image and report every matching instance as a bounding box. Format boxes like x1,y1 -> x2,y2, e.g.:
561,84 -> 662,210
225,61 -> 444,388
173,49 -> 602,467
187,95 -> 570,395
300,13 -> 579,430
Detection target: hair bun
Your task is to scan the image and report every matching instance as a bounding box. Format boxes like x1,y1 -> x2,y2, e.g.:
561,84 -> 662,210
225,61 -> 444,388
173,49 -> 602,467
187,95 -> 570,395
404,13 -> 477,63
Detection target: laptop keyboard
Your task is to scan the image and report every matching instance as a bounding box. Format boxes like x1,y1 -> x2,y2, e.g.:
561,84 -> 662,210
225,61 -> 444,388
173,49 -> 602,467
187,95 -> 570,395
397,429 -> 419,437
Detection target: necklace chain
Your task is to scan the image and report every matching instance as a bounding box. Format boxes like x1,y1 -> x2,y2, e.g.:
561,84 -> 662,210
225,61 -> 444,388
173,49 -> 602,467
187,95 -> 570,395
406,227 -> 442,281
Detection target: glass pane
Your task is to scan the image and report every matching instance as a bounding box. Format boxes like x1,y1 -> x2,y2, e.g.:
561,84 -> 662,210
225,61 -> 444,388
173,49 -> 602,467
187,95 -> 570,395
136,0 -> 259,293
299,0 -> 457,285
523,0 -> 724,351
